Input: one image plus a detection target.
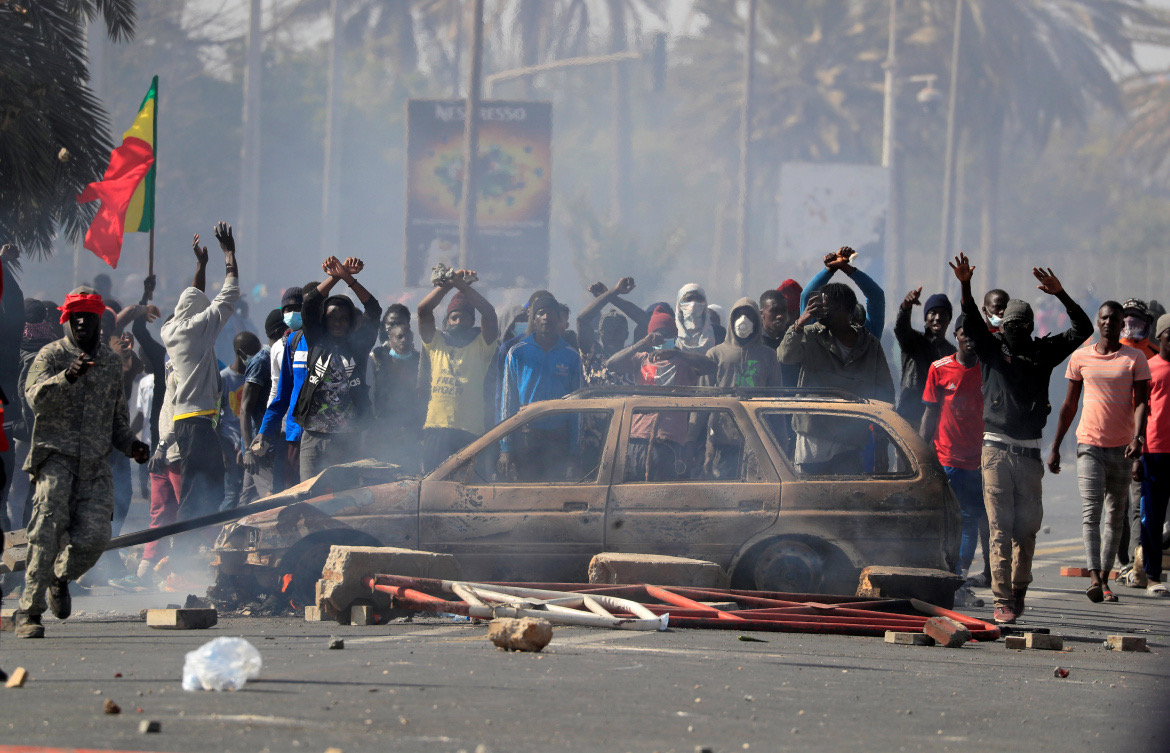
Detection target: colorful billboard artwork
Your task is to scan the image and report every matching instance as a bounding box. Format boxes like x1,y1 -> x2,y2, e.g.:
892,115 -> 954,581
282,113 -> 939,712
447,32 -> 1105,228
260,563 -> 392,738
405,99 -> 552,288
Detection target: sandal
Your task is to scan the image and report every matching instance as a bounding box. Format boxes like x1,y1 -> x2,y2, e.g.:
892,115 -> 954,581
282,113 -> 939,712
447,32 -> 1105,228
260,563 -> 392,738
1147,581 -> 1170,597
1103,589 -> 1118,603
1086,583 -> 1104,603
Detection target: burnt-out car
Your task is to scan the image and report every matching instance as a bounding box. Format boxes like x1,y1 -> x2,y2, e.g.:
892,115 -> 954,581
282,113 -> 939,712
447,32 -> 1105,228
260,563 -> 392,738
212,387 -> 959,605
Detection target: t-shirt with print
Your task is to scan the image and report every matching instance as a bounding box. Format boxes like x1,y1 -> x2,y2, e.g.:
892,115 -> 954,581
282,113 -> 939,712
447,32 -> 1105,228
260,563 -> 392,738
423,330 -> 497,435
1146,355 -> 1170,453
922,354 -> 984,470
304,348 -> 358,434
581,344 -> 635,387
1066,343 -> 1151,448
629,351 -> 699,445
243,345 -> 271,435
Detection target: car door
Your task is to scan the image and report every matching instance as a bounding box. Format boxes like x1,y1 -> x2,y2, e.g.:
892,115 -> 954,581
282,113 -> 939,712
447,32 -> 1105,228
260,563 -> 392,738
418,404 -> 619,582
603,398 -> 781,572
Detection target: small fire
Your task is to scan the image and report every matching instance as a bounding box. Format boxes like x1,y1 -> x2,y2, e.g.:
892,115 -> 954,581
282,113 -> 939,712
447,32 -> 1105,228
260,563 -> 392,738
280,573 -> 294,593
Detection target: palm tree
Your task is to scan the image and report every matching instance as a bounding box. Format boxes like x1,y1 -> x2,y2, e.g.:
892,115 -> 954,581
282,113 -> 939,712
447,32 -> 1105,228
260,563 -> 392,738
0,0 -> 136,257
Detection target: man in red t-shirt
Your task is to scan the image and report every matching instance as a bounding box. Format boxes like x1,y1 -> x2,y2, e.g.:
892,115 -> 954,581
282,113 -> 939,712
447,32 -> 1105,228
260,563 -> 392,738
1139,313 -> 1170,596
921,318 -> 985,589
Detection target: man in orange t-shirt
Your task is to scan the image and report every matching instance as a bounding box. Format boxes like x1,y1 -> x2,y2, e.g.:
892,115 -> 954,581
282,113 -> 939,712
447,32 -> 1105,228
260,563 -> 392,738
1138,313 -> 1170,595
1049,301 -> 1150,603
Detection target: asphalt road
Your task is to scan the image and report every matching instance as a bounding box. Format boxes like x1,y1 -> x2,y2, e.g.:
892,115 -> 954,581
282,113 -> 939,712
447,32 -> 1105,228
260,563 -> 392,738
2,474 -> 1169,753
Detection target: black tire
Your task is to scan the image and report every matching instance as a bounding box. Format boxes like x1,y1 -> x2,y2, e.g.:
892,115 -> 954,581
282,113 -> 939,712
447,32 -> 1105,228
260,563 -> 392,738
747,537 -> 858,595
278,529 -> 380,608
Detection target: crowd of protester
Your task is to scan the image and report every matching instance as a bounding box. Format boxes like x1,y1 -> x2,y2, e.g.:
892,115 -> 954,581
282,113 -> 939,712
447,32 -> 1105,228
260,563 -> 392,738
2,230 -> 1169,639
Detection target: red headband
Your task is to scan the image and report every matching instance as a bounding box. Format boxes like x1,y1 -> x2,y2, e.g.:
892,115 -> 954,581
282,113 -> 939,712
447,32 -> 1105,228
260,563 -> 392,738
59,292 -> 106,324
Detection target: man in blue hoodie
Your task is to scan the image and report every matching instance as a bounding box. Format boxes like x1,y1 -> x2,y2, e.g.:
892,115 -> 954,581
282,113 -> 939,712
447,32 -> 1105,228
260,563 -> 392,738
254,285 -> 313,488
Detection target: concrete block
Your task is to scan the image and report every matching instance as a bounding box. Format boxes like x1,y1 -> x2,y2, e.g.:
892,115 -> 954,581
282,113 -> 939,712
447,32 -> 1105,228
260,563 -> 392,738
1,607 -> 14,632
587,553 -> 727,588
1004,636 -> 1026,650
304,605 -> 331,622
1025,632 -> 1064,651
5,667 -> 29,688
317,546 -> 462,622
884,631 -> 933,646
145,608 -> 217,630
856,567 -> 964,609
349,604 -> 376,626
488,617 -> 553,652
923,616 -> 971,648
1105,635 -> 1148,652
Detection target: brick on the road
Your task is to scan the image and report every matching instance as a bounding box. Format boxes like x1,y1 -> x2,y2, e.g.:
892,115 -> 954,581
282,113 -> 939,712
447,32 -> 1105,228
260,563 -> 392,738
1105,635 -> 1148,652
1025,632 -> 1064,651
1004,636 -> 1027,650
924,616 -> 971,648
146,608 -> 218,630
884,631 -> 933,646
4,667 -> 29,688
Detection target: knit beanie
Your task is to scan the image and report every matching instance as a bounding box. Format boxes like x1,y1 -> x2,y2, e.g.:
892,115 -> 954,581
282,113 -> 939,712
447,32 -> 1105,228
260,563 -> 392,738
1002,299 -> 1034,327
778,279 -> 803,316
923,293 -> 952,317
648,310 -> 677,338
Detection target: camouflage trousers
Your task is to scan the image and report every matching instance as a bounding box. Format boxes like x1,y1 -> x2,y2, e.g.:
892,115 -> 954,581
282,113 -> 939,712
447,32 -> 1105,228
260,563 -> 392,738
19,453 -> 114,616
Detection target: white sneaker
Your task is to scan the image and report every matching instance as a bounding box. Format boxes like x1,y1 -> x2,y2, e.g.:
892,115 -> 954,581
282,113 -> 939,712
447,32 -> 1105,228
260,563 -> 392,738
1146,581 -> 1170,597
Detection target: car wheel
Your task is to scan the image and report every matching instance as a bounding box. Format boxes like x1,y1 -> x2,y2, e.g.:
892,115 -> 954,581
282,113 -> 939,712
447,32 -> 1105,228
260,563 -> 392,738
278,530 -> 380,609
752,538 -> 827,594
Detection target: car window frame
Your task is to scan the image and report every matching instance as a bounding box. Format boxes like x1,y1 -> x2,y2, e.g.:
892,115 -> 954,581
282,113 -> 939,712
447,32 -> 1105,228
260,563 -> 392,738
754,406 -> 919,480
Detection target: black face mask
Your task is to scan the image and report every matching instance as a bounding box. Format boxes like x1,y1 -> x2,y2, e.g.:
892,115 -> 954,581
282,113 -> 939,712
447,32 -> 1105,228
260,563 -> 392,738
1003,328 -> 1032,353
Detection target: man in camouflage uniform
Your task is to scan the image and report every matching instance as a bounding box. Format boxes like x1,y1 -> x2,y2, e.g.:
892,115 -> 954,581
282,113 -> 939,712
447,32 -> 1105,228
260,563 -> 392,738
13,287 -> 149,639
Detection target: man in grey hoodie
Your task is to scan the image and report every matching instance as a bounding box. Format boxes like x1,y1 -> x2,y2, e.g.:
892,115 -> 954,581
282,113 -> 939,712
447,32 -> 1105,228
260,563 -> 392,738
161,223 -> 240,522
705,297 -> 784,477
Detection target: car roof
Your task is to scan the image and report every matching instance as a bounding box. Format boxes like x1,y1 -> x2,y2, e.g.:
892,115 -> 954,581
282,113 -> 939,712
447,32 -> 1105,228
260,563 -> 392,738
563,386 -> 868,403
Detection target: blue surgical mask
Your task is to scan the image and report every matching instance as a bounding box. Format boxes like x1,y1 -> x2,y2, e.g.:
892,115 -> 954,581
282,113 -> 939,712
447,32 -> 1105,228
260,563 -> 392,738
513,322 -> 528,337
987,314 -> 1003,329
283,311 -> 302,330
389,347 -> 413,360
653,338 -> 676,351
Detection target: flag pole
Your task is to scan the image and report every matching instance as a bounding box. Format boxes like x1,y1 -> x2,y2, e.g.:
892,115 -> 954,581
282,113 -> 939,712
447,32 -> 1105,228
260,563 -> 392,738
148,75 -> 157,292
148,226 -> 155,283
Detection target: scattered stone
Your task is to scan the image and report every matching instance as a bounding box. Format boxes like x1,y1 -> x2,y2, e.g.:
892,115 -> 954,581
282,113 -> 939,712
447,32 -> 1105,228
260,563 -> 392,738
138,720 -> 161,734
103,699 -> 121,715
697,747 -> 714,753
349,604 -> 376,626
304,605 -> 330,622
1053,667 -> 1070,678
1105,635 -> 1148,652
316,546 -> 462,622
856,566 -> 964,609
1025,632 -> 1064,651
488,617 -> 553,652
923,617 -> 971,648
737,635 -> 768,643
0,607 -> 13,631
146,608 -> 217,630
184,594 -> 213,609
1004,636 -> 1027,650
5,667 -> 29,688
885,631 -> 934,646
328,637 -> 345,650
587,553 -> 727,588
114,672 -> 122,678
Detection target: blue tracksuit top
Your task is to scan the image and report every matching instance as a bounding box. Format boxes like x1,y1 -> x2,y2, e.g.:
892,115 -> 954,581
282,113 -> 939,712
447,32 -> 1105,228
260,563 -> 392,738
259,330 -> 309,442
500,335 -> 582,451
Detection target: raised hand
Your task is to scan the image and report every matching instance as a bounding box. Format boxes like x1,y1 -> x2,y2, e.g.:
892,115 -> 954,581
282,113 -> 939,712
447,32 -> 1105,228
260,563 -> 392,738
614,276 -> 636,295
322,256 -> 345,278
214,222 -> 235,254
588,281 -> 609,297
1033,267 -> 1064,296
192,234 -> 209,266
826,246 -> 856,273
901,287 -> 923,311
342,257 -> 364,276
949,253 -> 975,283
143,274 -> 157,301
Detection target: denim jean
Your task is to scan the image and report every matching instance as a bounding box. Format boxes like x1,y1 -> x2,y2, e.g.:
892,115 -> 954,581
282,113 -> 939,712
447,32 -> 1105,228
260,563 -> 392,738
1141,453 -> 1170,582
1077,443 -> 1130,573
945,466 -> 984,575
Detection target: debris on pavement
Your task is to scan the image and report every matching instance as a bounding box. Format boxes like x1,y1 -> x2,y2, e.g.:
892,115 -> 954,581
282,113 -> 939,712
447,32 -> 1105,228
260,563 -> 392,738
587,552 -> 727,588
139,720 -> 162,734
349,604 -> 376,626
147,607 -> 218,630
488,617 -> 553,652
1105,635 -> 1148,652
885,631 -> 933,646
738,635 -> 768,643
1005,636 -> 1027,650
857,566 -> 965,608
1053,667 -> 1070,678
181,637 -> 262,691
1025,633 -> 1064,651
5,667 -> 29,688
103,699 -> 121,714
924,616 -> 972,648
328,636 -> 345,650
316,545 -> 462,623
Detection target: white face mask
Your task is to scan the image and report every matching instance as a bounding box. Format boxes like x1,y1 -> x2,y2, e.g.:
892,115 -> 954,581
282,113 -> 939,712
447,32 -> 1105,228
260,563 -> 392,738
679,300 -> 705,329
733,315 -> 755,339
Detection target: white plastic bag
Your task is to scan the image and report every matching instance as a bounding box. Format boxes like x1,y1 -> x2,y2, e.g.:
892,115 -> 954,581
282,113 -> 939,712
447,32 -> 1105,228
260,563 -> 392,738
181,637 -> 262,691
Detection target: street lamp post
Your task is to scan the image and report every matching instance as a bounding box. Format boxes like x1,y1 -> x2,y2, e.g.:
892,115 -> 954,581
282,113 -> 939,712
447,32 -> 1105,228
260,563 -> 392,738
735,0 -> 757,295
457,0 -> 486,269
881,0 -> 901,299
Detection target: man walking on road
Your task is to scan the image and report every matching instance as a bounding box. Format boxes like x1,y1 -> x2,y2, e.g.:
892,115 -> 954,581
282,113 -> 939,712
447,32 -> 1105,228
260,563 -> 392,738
950,253 -> 1093,624
14,288 -> 149,639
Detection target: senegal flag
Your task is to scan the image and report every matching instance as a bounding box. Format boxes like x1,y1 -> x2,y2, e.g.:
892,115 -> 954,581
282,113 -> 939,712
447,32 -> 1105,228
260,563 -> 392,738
77,76 -> 157,268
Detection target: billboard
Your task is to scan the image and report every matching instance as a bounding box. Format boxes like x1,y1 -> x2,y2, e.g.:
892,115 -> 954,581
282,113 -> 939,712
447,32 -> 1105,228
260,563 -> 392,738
777,162 -> 889,281
405,99 -> 552,288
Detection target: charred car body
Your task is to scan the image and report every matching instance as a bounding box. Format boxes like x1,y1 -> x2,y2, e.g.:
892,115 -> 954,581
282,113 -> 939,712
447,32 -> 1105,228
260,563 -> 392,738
212,387 -> 960,605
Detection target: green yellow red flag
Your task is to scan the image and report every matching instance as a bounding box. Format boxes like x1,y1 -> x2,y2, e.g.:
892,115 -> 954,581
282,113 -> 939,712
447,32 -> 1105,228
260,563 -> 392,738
77,76 -> 157,268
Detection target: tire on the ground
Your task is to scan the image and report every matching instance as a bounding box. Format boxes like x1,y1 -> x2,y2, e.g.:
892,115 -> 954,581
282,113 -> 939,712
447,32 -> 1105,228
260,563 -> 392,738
278,529 -> 381,608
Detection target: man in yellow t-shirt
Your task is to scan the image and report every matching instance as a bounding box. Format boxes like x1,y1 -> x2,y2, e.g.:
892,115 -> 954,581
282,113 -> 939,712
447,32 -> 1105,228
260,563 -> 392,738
417,269 -> 498,471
